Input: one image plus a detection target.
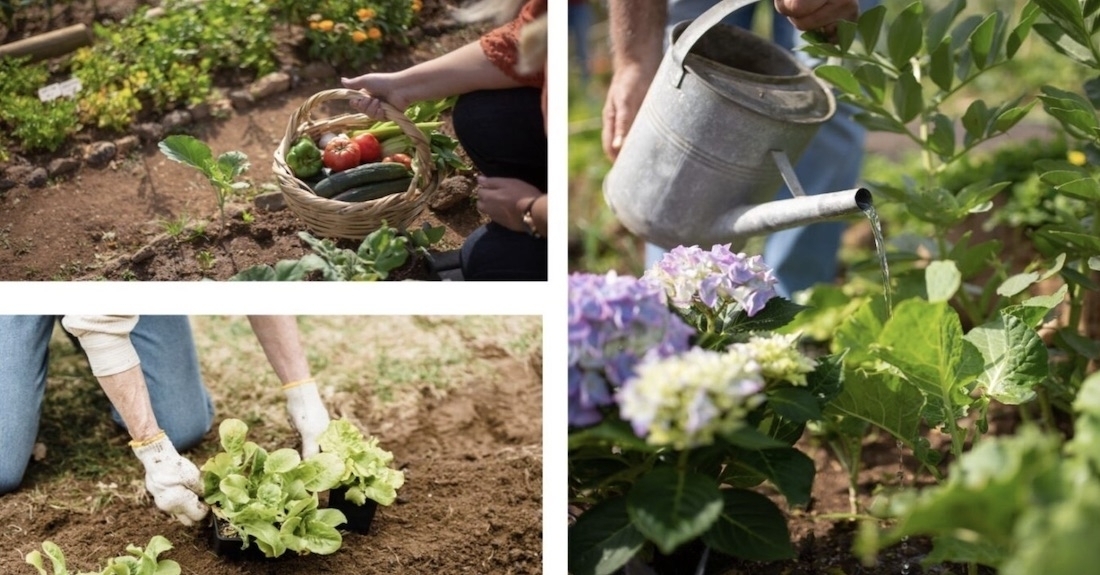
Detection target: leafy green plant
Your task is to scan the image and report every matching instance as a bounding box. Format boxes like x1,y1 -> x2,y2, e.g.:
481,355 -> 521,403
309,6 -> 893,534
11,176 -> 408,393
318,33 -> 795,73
0,56 -> 83,153
25,536 -> 180,575
200,419 -> 348,558
855,371 -> 1100,574
317,418 -> 405,507
157,135 -> 249,228
231,225 -> 444,281
196,250 -> 216,273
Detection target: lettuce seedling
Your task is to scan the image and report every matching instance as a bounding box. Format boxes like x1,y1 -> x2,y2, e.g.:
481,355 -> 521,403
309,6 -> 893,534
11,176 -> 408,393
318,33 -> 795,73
200,419 -> 348,558
26,535 -> 180,575
317,418 -> 406,507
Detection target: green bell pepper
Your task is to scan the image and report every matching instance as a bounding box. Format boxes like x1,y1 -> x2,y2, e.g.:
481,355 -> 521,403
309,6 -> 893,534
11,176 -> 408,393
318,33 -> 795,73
286,136 -> 323,178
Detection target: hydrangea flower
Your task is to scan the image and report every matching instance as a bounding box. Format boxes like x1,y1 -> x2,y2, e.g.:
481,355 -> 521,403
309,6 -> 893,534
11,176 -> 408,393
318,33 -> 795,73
568,272 -> 694,428
643,245 -> 778,317
731,333 -> 817,386
617,347 -> 766,449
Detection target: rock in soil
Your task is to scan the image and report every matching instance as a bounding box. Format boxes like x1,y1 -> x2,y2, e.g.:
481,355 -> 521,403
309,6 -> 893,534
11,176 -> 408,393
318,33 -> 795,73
84,141 -> 117,168
431,175 -> 476,211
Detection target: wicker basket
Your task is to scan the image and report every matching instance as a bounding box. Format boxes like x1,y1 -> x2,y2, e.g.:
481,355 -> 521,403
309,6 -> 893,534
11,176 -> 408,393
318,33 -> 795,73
272,88 -> 438,239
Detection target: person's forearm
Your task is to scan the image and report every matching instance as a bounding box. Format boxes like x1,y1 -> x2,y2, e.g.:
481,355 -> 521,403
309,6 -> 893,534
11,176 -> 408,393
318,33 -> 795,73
527,195 -> 547,238
98,365 -> 161,442
391,41 -> 524,103
609,0 -> 666,74
247,316 -> 311,384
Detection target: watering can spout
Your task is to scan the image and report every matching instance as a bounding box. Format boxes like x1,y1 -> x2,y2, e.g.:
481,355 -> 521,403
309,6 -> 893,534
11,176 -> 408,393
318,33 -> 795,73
715,187 -> 873,247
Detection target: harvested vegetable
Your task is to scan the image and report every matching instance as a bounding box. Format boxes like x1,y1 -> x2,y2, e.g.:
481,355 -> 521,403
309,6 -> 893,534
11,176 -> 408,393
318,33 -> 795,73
286,136 -> 323,178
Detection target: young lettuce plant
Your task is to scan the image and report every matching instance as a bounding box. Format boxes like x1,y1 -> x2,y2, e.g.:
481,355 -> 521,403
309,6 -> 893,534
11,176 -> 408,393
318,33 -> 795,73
158,135 -> 250,230
200,418 -> 348,558
26,536 -> 180,575
317,418 -> 406,507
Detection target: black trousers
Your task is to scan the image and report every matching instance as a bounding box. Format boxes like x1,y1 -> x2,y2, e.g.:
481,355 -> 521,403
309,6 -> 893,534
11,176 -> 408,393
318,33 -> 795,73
452,87 -> 548,281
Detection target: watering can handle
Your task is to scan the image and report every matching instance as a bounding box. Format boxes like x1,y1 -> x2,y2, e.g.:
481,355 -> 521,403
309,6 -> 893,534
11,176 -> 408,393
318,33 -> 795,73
669,0 -> 762,87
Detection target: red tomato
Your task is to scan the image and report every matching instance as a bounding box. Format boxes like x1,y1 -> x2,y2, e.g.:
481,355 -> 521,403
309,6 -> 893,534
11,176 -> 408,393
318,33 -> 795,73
352,133 -> 382,163
383,153 -> 413,170
323,137 -> 361,172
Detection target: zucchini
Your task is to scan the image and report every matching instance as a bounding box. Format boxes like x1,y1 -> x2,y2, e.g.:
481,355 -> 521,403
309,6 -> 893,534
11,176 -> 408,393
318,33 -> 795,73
331,176 -> 414,203
312,162 -> 411,198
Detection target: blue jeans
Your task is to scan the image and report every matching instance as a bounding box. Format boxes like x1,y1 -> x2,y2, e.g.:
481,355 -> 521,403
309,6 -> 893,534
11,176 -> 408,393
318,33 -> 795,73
568,1 -> 594,84
0,315 -> 214,493
648,0 -> 875,297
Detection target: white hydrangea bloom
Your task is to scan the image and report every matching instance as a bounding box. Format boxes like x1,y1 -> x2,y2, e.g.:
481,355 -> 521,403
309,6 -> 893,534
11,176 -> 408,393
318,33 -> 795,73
733,333 -> 816,386
617,348 -> 766,449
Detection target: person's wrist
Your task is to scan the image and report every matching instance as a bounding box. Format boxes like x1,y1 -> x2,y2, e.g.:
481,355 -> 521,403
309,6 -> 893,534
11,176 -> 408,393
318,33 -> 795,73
520,195 -> 542,239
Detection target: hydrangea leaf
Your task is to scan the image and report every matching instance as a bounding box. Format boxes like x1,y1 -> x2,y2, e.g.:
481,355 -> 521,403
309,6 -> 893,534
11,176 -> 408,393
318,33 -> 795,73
568,497 -> 646,575
626,468 -> 723,555
700,489 -> 795,561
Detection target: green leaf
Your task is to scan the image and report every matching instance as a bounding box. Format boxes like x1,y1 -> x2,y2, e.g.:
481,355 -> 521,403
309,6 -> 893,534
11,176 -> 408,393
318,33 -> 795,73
1055,177 -> 1100,202
887,3 -> 924,69
726,448 -> 815,507
835,295 -> 889,366
892,72 -> 923,123
853,112 -> 909,134
929,40 -> 954,92
264,448 -> 301,474
854,63 -> 888,104
701,489 -> 795,561
1032,0 -> 1091,48
925,0 -> 964,49
767,386 -> 821,423
967,13 -> 1000,69
1046,230 -> 1100,252
158,135 -> 213,173
825,370 -> 927,463
728,298 -> 807,332
1032,22 -> 1095,66
858,5 -> 888,53
568,498 -> 646,575
626,468 -> 723,555
964,313 -> 1046,404
836,19 -> 858,53
1056,329 -> 1100,359
926,260 -> 961,303
1008,2 -> 1040,58
815,65 -> 862,97
216,150 -> 250,179
1085,76 -> 1100,108
720,426 -> 787,450
1090,256 -> 1100,271
300,519 -> 343,555
568,419 -> 657,452
218,418 -> 249,458
993,102 -> 1036,134
961,99 -> 991,145
876,299 -> 982,426
998,271 -> 1041,297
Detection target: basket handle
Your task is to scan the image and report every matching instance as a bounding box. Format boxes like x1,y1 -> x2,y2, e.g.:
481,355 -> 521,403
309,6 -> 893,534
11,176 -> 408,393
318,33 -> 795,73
279,88 -> 434,188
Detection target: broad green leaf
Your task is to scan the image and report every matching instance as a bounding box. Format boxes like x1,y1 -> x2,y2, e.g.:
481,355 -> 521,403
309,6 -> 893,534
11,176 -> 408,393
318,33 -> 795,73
1002,483 -> 1100,575
806,353 -> 845,406
229,265 -> 276,281
264,448 -> 301,474
1046,230 -> 1100,252
815,65 -> 862,96
876,299 -> 981,426
720,426 -> 787,450
1039,169 -> 1091,188
836,19 -> 858,53
216,151 -> 250,178
1056,329 -> 1100,359
853,112 -> 908,134
925,536 -> 1010,567
1032,0 -> 1091,47
153,559 -> 181,575
725,447 -> 815,507
929,40 -> 954,92
858,5 -> 888,53
993,102 -> 1036,134
767,387 -> 821,423
964,313 -> 1046,404
835,295 -> 889,366
925,260 -> 961,303
887,3 -> 924,69
299,452 -> 346,491
301,519 -> 343,555
218,418 -> 249,457
219,475 -> 251,505
568,498 -> 646,575
1007,3 -> 1041,58
626,468 -> 723,554
925,0 -> 964,49
568,418 -> 656,452
1086,76 -> 1100,108
1021,283 -> 1068,311
948,234 -> 1002,279
241,522 -> 285,558
825,370 -> 927,463
1032,22 -> 1095,66
24,550 -> 48,575
1055,177 -> 1100,202
729,297 -> 806,332
854,63 -> 887,104
962,99 -> 991,145
701,489 -> 795,561
967,13 -> 1000,69
997,271 -> 1041,297
957,181 -> 1010,213
892,72 -> 923,123
158,134 -> 213,172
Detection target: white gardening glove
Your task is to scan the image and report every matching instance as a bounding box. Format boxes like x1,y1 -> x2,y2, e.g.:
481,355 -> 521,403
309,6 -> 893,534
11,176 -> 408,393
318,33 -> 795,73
131,432 -> 208,526
284,379 -> 331,458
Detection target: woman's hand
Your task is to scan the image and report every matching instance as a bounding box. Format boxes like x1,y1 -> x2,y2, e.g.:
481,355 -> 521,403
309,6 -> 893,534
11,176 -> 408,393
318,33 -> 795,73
340,73 -> 410,118
475,176 -> 542,233
774,0 -> 859,38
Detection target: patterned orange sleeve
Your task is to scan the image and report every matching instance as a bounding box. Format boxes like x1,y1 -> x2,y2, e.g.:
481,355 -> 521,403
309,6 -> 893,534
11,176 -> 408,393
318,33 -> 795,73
479,0 -> 547,88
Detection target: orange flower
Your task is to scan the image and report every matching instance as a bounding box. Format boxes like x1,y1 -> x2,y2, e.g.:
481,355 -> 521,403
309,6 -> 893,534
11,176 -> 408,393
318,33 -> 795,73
318,19 -> 334,32
309,21 -> 319,30
368,27 -> 382,40
352,30 -> 368,43
412,0 -> 421,12
357,7 -> 376,21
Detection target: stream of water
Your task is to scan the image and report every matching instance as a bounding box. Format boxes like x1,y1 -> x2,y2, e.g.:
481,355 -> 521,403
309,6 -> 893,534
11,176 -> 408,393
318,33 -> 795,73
864,205 -> 892,315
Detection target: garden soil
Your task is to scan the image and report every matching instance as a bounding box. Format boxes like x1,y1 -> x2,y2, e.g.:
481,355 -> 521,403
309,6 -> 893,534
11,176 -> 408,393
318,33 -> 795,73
0,333 -> 543,574
0,0 -> 488,281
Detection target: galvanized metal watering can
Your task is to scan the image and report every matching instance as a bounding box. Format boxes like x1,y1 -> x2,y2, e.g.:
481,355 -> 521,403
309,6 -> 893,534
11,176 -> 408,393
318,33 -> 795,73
603,0 -> 872,251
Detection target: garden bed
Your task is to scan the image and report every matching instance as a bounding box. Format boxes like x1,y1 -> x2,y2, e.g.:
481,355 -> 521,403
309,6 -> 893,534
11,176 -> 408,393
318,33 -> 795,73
0,0 -> 488,280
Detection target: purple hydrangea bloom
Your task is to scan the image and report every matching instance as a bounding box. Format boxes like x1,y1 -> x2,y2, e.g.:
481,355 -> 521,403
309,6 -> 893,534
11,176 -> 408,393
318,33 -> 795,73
643,245 -> 778,317
568,272 -> 694,428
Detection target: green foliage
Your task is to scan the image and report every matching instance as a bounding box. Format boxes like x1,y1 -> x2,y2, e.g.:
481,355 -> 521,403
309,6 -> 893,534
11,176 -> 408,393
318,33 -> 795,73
200,419 -> 348,558
231,225 -> 443,281
297,0 -> 419,70
26,536 -> 180,575
316,418 -> 405,506
157,135 -> 250,224
856,372 -> 1100,573
0,56 -> 82,153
